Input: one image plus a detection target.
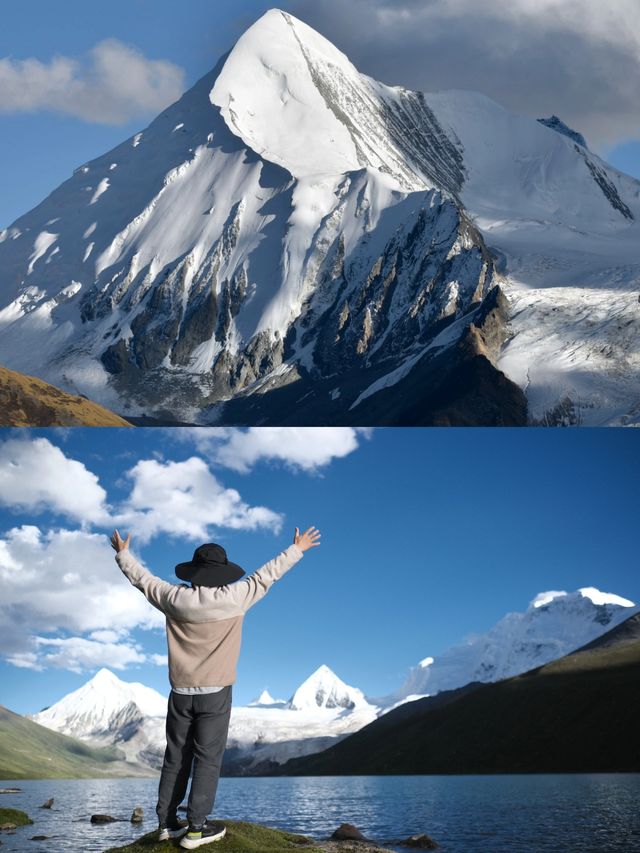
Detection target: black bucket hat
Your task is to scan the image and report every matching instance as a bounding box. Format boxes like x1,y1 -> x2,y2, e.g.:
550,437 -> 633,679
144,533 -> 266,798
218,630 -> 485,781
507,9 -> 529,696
175,543 -> 245,588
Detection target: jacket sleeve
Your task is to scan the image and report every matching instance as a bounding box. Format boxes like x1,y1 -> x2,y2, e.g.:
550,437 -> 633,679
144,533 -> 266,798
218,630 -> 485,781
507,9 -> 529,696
226,544 -> 304,613
115,550 -> 179,615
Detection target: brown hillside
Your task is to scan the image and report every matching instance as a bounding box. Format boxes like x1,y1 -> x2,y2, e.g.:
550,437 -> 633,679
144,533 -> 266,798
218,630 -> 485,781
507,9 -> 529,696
0,366 -> 131,426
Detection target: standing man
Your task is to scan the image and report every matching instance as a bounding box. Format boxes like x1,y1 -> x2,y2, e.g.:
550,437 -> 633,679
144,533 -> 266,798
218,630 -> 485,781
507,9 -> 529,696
110,525 -> 321,849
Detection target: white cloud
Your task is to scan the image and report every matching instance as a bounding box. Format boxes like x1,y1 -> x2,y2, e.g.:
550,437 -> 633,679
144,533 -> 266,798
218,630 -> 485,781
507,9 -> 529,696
291,0 -> 640,149
0,39 -> 185,125
33,636 -> 147,673
116,456 -> 283,542
173,427 -> 372,473
0,430 -> 358,673
0,437 -> 109,524
88,629 -> 123,643
0,436 -> 285,546
0,525 -> 164,671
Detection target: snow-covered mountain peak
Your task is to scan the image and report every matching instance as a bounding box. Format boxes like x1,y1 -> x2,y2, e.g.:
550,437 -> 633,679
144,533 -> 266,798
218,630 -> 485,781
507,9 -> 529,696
288,664 -> 371,711
530,587 -> 635,611
531,590 -> 568,608
89,667 -> 121,687
210,9 -> 462,192
381,587 -> 638,708
248,689 -> 284,706
578,587 -> 635,608
31,668 -> 167,738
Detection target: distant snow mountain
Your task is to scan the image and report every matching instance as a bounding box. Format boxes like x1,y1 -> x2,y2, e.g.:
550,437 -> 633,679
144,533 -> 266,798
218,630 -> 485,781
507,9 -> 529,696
33,667 -> 166,735
379,588 -> 638,708
227,665 -> 379,772
287,663 -> 370,711
248,689 -> 285,707
31,668 -> 167,767
31,664 -> 378,773
1,9 -> 637,424
28,590 -> 637,771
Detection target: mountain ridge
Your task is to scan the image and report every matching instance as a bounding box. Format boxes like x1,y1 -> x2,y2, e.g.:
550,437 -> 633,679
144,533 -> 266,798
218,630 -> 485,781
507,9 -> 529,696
27,587 -> 636,774
276,610 -> 640,775
0,704 -> 153,779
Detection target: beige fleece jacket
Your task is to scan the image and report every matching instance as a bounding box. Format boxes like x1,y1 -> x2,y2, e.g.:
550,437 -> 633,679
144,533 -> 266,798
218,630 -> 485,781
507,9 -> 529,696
116,544 -> 304,689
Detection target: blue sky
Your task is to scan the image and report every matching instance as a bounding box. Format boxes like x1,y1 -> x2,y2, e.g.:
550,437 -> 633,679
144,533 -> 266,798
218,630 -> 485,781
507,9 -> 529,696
0,427 -> 638,715
1,0 -> 639,227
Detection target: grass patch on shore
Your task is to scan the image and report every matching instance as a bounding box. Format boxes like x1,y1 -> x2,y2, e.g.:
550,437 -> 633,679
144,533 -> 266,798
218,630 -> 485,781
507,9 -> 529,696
104,821 -> 323,852
0,807 -> 33,826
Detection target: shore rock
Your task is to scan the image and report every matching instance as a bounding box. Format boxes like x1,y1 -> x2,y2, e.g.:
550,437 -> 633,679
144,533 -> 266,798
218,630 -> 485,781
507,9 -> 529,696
394,834 -> 439,849
39,799 -> 53,810
90,814 -> 118,824
130,807 -> 143,824
30,836 -> 50,841
331,824 -> 368,842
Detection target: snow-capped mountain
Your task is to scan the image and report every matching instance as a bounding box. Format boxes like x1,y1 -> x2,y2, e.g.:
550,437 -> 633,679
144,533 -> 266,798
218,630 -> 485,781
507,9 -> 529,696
1,9 -> 636,424
287,663 -> 370,711
30,664 -> 378,773
380,588 -> 638,708
32,667 -> 166,736
28,591 -> 637,771
227,665 -> 379,772
248,689 -> 285,707
31,667 -> 168,766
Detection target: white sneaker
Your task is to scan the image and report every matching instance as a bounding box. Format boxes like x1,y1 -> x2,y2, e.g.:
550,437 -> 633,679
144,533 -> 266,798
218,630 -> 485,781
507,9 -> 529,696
158,817 -> 189,841
180,820 -> 226,848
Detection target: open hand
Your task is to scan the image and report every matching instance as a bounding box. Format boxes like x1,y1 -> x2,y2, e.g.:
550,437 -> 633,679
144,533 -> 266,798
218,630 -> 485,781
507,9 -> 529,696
110,529 -> 132,553
294,526 -> 321,552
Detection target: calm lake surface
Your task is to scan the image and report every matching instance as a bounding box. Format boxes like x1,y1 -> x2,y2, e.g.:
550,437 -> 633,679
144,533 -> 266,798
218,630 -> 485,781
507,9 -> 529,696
1,774 -> 639,852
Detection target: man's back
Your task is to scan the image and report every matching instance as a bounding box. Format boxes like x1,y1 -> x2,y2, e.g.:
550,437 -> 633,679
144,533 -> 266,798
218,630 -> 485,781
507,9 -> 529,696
116,544 -> 304,688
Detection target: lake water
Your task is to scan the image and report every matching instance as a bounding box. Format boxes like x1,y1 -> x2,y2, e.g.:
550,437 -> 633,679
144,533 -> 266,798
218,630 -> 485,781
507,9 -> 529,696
1,774 -> 639,852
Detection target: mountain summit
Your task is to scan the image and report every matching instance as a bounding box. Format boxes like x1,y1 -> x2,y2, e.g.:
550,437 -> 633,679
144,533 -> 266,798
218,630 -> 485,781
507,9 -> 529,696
381,587 -> 638,707
0,9 -> 637,425
210,9 -> 462,192
31,668 -> 167,739
287,664 -> 370,711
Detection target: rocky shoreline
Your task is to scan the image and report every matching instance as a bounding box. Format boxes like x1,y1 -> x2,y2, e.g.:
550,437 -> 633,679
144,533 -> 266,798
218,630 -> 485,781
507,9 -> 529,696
0,799 -> 438,852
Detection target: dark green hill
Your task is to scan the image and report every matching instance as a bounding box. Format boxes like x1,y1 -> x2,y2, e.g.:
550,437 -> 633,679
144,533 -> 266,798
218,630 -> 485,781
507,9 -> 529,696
279,613 -> 640,775
0,706 -> 153,779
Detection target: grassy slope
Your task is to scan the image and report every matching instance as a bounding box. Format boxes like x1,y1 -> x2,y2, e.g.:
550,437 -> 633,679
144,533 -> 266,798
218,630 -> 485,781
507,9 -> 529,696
0,706 -> 153,779
103,821 -> 322,852
281,614 -> 640,775
0,365 -> 131,426
0,807 -> 33,826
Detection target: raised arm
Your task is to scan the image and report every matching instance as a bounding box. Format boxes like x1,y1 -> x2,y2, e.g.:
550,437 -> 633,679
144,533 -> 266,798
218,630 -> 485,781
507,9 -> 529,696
228,526 -> 321,612
111,529 -> 179,615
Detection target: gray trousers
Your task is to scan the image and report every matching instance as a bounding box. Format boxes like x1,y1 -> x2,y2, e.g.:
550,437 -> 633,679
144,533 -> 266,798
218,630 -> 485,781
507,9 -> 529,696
156,687 -> 232,828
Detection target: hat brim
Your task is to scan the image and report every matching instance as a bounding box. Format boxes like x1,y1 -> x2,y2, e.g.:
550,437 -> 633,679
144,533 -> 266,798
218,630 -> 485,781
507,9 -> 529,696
175,560 -> 245,588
